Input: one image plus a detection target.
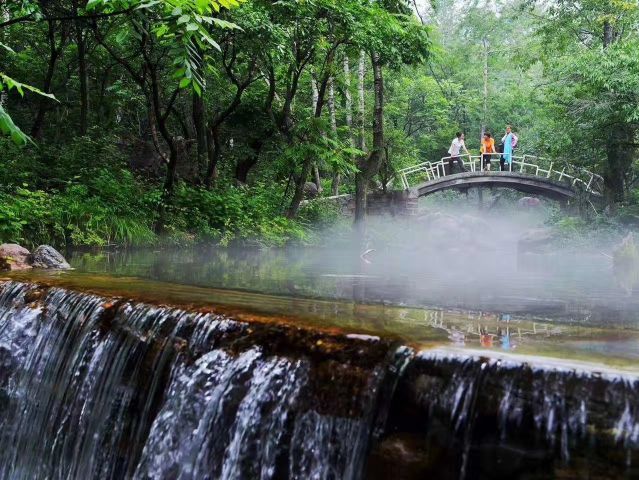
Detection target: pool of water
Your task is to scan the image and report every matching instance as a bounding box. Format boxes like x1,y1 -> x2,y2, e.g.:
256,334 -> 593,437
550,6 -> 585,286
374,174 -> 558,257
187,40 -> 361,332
6,269 -> 639,372
66,243 -> 639,328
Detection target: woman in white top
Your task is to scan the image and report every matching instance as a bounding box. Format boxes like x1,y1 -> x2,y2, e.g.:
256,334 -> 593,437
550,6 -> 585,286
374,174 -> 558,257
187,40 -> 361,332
448,132 -> 469,174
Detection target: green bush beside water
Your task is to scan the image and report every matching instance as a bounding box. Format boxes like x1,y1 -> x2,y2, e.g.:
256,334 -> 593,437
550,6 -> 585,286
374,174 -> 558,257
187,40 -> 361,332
0,137 -> 340,249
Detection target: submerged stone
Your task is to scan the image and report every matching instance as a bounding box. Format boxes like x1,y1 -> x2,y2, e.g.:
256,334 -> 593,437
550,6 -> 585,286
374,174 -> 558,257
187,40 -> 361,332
517,227 -> 558,254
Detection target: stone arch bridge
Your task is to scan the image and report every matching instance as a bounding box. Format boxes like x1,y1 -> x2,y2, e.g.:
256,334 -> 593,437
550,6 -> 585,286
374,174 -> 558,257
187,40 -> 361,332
399,154 -> 603,201
312,154 -> 604,216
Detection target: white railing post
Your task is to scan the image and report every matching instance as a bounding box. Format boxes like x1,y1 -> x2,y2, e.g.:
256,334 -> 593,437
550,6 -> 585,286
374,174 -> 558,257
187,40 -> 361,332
558,167 -> 565,181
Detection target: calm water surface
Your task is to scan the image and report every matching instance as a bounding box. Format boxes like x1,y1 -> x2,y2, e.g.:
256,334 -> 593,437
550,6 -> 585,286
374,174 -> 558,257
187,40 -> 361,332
68,245 -> 639,328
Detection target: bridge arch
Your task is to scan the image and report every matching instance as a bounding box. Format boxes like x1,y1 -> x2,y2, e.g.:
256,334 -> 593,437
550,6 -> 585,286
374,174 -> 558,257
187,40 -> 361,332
414,172 -> 581,202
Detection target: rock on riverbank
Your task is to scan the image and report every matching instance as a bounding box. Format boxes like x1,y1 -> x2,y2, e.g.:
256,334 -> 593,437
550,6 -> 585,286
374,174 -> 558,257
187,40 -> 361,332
0,244 -> 71,272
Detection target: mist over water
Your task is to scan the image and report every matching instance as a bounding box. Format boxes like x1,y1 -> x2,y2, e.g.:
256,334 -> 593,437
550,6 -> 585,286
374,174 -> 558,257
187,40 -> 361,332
69,190 -> 639,328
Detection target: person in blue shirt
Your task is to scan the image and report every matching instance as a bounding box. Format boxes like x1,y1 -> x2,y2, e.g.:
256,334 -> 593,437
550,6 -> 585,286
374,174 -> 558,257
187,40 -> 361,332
500,126 -> 518,171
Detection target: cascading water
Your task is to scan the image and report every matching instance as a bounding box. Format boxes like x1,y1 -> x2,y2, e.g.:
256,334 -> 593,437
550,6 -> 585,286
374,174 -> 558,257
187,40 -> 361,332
369,351 -> 639,479
0,281 -> 400,480
0,280 -> 638,480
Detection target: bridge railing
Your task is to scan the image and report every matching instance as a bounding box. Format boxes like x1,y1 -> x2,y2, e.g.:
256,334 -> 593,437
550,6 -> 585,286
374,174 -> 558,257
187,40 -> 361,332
398,153 -> 604,196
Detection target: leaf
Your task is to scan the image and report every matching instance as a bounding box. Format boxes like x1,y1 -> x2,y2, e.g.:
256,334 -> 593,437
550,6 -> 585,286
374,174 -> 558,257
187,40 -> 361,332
0,73 -> 58,101
211,18 -> 241,30
0,42 -> 15,54
0,105 -> 30,146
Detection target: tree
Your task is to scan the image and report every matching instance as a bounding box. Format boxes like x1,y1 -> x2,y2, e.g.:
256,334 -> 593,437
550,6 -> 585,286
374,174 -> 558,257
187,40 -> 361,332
533,0 -> 639,201
352,1 -> 429,228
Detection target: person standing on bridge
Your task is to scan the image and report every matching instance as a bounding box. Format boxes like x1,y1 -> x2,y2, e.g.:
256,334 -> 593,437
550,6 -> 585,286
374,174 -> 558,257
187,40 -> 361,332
448,132 -> 468,174
500,125 -> 518,171
480,132 -> 496,171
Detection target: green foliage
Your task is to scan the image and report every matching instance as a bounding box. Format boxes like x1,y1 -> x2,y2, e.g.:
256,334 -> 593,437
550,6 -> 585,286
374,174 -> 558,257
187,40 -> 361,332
0,184 -> 157,248
0,144 -> 313,248
0,105 -> 29,146
170,182 -> 310,247
87,0 -> 244,93
0,50 -> 58,145
6,0 -> 638,251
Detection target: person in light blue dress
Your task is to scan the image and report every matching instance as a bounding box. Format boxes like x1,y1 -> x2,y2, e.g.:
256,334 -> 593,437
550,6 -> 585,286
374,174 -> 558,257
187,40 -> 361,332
500,126 -> 518,171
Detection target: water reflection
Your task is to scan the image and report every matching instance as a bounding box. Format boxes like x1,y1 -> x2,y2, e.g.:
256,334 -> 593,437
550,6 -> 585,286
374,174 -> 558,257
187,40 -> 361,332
428,310 -> 566,352
6,270 -> 639,370
68,246 -> 639,328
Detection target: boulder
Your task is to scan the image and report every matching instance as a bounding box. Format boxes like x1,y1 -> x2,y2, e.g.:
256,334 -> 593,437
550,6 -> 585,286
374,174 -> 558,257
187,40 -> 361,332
303,182 -> 319,199
613,233 -> 639,294
416,212 -> 473,249
459,214 -> 491,232
0,244 -> 32,272
517,197 -> 541,208
517,228 -> 558,254
29,245 -> 71,270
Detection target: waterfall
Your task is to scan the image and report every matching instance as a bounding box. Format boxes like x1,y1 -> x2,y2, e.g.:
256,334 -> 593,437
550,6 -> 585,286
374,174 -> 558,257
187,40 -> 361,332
0,282 -> 400,480
369,351 -> 639,479
0,280 -> 638,479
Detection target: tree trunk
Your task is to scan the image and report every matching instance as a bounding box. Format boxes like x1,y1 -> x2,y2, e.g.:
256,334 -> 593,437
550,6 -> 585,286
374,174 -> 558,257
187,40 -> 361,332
192,92 -> 208,180
604,124 -> 635,203
336,56 -> 355,197
0,1 -> 8,109
31,20 -> 61,138
603,20 -> 614,47
329,76 -> 340,195
74,2 -> 89,136
149,72 -> 178,233
235,139 -> 263,183
357,50 -> 366,151
481,38 -> 489,140
344,57 -> 355,146
310,75 -> 323,193
287,70 -> 332,218
204,126 -> 220,188
601,20 -> 629,202
287,159 -> 314,218
354,51 -> 384,228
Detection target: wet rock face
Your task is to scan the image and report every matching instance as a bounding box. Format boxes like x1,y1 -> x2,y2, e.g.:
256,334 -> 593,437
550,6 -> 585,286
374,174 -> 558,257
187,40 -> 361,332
368,353 -> 639,480
28,245 -> 71,270
0,244 -> 32,271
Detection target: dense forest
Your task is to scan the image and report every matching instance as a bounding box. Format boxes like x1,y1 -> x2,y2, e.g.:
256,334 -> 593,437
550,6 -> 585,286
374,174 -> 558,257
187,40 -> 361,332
0,0 -> 637,248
